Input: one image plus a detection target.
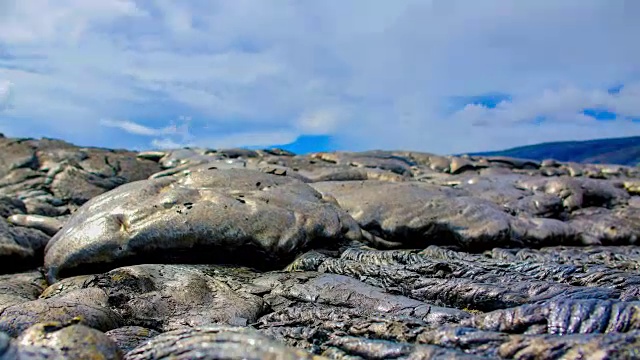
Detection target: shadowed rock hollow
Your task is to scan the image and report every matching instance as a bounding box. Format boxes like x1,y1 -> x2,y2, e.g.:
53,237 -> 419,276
0,134 -> 639,359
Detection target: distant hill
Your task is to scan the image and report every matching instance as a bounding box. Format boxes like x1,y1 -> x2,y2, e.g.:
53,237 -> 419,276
468,136 -> 640,166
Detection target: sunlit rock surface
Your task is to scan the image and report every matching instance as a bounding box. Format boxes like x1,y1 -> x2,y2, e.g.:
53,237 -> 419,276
0,134 -> 639,358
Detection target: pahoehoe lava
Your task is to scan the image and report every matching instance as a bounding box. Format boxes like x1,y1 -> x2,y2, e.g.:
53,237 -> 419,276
0,134 -> 639,359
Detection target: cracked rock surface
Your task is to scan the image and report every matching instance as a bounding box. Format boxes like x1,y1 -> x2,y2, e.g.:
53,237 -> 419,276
0,134 -> 639,359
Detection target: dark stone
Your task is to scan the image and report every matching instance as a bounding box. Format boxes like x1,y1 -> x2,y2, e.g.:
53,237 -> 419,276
0,134 -> 640,358
44,169 -> 361,282
16,321 -> 122,359
0,217 -> 50,273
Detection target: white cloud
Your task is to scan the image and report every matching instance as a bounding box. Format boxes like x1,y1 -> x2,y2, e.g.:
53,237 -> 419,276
296,108 -> 344,135
435,85 -> 640,152
148,130 -> 299,151
0,0 -> 145,44
0,1 -> 639,153
100,117 -> 195,150
450,86 -> 638,128
193,131 -> 299,150
0,80 -> 13,111
151,138 -> 189,150
100,119 -> 178,137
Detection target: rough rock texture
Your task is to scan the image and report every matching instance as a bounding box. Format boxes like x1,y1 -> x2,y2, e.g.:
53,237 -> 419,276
0,134 -> 639,358
105,327 -> 160,354
0,137 -> 160,208
44,169 -> 362,282
15,320 -> 122,359
47,264 -> 267,332
0,218 -> 50,272
0,287 -> 121,337
124,326 -> 325,360
0,271 -> 47,313
311,181 -> 579,250
0,331 -> 61,359
0,320 -> 122,360
417,326 -> 640,359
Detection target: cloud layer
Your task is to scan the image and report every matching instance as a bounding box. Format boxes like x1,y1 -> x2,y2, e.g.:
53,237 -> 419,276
0,79 -> 12,104
0,0 -> 639,153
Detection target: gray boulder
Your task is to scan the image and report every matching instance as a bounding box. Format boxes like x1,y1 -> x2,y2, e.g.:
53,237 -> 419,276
45,169 -> 362,282
14,321 -> 122,360
311,181 -> 575,250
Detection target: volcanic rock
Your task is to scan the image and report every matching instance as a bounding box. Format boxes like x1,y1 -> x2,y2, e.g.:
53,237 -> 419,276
124,325 -> 325,360
0,134 -> 639,358
44,169 -> 361,282
105,327 -> 160,354
0,287 -> 121,337
15,320 -> 122,359
0,217 -> 50,272
0,271 -> 47,313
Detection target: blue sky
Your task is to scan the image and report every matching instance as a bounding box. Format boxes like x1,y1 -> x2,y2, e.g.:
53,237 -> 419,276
0,1 -> 639,154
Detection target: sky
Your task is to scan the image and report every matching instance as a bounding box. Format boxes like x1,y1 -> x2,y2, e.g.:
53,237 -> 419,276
0,0 -> 639,155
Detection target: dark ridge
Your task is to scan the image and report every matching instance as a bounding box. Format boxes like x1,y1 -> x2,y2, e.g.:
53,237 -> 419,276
465,136 -> 640,166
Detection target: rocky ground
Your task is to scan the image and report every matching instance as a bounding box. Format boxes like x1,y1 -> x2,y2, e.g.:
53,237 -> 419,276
0,133 -> 639,359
